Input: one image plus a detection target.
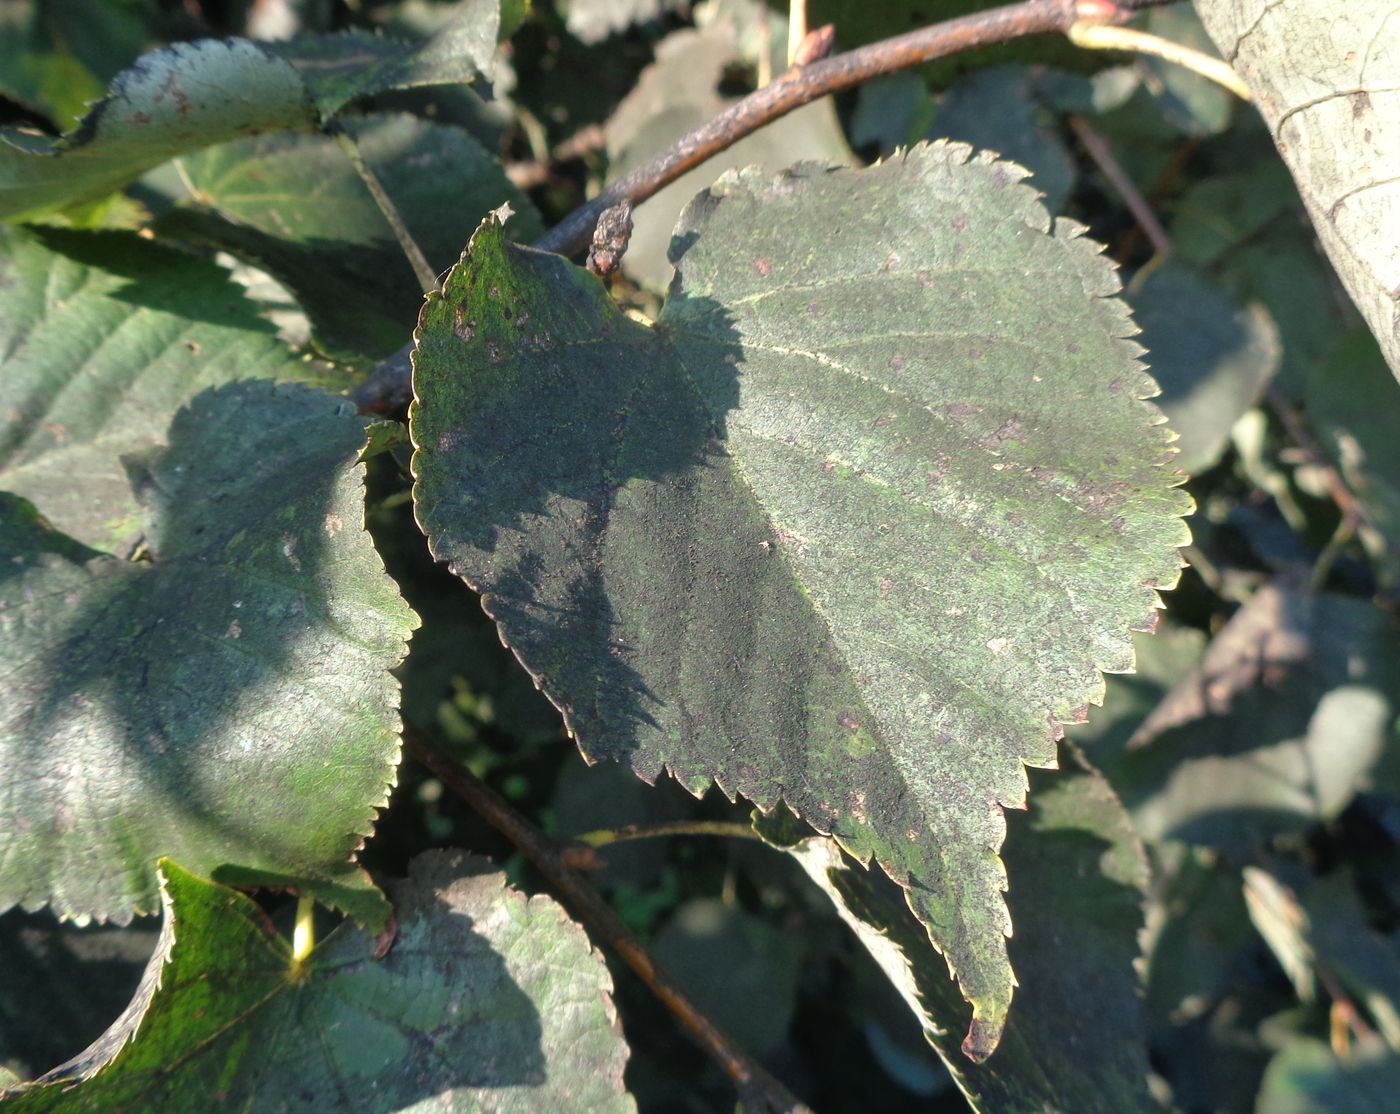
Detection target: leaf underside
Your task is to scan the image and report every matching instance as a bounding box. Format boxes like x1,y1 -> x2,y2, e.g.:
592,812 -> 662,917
0,381 -> 417,928
8,853 -> 633,1113
410,142 -> 1190,1057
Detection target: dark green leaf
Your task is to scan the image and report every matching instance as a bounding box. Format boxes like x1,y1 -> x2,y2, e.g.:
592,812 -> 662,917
761,764 -> 1156,1112
0,226 -> 349,553
0,381 -> 417,927
5,854 -> 634,1112
1256,1036 -> 1400,1114
410,145 -> 1190,1055
925,66 -> 1075,213
1078,584 -> 1400,855
265,0 -> 499,118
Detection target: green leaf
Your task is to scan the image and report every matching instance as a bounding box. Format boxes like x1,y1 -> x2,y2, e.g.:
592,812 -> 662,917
760,764 -> 1156,1112
925,66 -> 1076,213
0,380 -> 416,928
153,113 -> 541,359
1133,263 -> 1280,475
604,8 -> 853,289
1256,1036 -> 1400,1114
410,144 -> 1191,1056
0,226 -> 348,554
5,854 -> 634,1112
0,40 -> 318,223
264,0 -> 499,119
1307,328 -> 1400,589
1077,584 -> 1400,855
0,8 -> 498,223
0,0 -> 152,129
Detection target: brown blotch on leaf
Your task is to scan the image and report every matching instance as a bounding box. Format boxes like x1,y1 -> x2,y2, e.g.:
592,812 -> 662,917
753,257 -> 772,277
889,355 -> 907,371
838,712 -> 860,733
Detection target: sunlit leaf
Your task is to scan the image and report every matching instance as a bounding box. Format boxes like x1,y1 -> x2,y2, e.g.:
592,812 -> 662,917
410,144 -> 1190,1056
0,381 -> 416,928
0,226 -> 347,553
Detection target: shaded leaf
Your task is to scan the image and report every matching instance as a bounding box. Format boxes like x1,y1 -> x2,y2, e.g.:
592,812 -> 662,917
1133,263 -> 1280,475
1195,0 -> 1400,382
410,144 -> 1190,1056
760,764 -> 1156,1112
1080,583 -> 1400,854
0,226 -> 347,553
652,898 -> 802,1056
1143,7 -> 1234,137
1307,328 -> 1400,588
0,9 -> 498,223
604,8 -> 852,289
5,853 -> 634,1112
1256,1036 -> 1400,1114
153,113 -> 540,359
0,381 -> 416,928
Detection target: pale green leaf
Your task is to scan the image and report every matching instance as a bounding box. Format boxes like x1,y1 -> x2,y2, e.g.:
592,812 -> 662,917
1256,1036 -> 1400,1114
0,381 -> 417,928
0,226 -> 350,554
5,854 -> 633,1112
0,8 -> 498,223
410,144 -> 1190,1056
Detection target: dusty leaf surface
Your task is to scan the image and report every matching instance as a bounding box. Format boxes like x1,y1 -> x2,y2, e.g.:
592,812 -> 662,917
411,143 -> 1189,1056
0,382 -> 416,928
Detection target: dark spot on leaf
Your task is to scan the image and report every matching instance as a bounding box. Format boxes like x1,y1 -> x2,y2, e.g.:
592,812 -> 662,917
488,344 -> 501,362
1066,340 -> 1080,355
946,402 -> 982,422
822,461 -> 835,474
1031,466 -> 1054,483
875,415 -> 892,428
1107,376 -> 1124,395
489,285 -> 501,299
453,306 -> 475,341
1006,512 -> 1025,528
968,348 -> 984,360
1111,516 -> 1126,533
185,341 -> 200,355
1351,91 -> 1372,117
916,270 -> 931,286
951,216 -> 968,232
979,416 -> 1025,450
879,577 -> 893,598
879,251 -> 900,275
838,712 -> 860,733
889,355 -> 907,371
753,257 -> 771,277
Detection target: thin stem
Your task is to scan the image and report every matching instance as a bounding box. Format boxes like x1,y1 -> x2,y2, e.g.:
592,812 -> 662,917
1067,21 -> 1252,100
536,0 -> 1106,259
351,0 -> 1132,414
1067,115 -> 1173,261
575,820 -> 763,849
329,125 -> 438,295
404,729 -> 812,1114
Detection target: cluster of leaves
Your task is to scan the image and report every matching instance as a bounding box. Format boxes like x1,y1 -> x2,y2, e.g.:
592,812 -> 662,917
2,1 -> 1398,1111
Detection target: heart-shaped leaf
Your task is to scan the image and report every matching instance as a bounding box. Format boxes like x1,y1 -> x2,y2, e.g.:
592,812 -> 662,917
0,380 -> 416,928
410,143 -> 1190,1056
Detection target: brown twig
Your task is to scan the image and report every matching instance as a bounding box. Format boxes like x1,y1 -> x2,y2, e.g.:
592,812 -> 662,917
350,0 -> 1135,414
536,0 -> 1120,259
1067,114 -> 1173,262
403,729 -> 813,1114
